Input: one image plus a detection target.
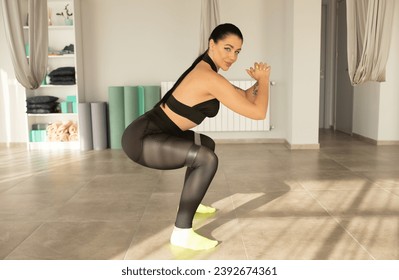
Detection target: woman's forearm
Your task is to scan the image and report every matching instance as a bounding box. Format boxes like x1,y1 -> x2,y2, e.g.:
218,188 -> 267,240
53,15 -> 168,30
244,82 -> 258,103
253,78 -> 269,119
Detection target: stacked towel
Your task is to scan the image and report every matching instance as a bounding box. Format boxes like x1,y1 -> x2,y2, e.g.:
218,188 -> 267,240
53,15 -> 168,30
26,95 -> 59,114
47,121 -> 78,142
49,67 -> 76,85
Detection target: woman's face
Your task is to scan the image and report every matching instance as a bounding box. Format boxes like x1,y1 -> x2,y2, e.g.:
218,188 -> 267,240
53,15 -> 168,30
210,34 -> 242,71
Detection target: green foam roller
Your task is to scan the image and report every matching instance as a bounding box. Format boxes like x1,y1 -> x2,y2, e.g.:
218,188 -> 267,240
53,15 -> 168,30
108,86 -> 125,149
137,86 -> 145,116
143,86 -> 161,113
124,86 -> 140,128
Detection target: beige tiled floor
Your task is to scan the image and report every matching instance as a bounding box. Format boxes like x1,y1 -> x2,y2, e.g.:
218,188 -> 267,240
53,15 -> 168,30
1,130 -> 398,260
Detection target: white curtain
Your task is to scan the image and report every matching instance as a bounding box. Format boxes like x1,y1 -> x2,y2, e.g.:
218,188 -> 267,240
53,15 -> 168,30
1,0 -> 48,90
346,0 -> 395,85
199,0 -> 220,54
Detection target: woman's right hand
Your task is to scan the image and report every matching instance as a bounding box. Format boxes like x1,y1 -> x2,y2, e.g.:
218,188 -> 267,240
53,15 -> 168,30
246,62 -> 271,82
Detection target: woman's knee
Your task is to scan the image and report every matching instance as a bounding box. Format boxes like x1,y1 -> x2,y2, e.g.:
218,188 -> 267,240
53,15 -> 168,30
195,146 -> 218,169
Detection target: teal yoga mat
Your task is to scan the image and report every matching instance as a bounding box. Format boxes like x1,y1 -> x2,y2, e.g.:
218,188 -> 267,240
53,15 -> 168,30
137,86 -> 145,116
124,86 -> 140,128
108,86 -> 125,149
143,86 -> 161,113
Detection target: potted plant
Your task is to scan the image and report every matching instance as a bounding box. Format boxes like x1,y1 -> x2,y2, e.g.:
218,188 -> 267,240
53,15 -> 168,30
56,4 -> 73,25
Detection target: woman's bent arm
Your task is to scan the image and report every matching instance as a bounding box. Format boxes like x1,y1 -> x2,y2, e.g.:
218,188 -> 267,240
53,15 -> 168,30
209,63 -> 270,120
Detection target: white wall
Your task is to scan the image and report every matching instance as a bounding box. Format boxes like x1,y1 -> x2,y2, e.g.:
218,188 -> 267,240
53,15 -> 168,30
284,0 -> 294,143
378,1 -> 399,141
352,1 -> 399,142
80,0 -> 200,99
286,0 -> 321,147
353,82 -> 380,140
324,0 -> 337,129
0,4 -> 27,144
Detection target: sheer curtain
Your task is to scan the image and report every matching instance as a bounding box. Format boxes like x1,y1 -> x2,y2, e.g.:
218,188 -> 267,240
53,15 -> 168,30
346,0 -> 395,85
1,0 -> 48,90
199,0 -> 220,54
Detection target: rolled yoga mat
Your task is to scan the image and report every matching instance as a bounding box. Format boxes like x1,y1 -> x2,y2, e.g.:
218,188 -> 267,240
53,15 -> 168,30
108,86 -> 125,149
91,102 -> 108,150
124,86 -> 140,128
143,86 -> 161,113
137,86 -> 145,116
78,103 -> 93,151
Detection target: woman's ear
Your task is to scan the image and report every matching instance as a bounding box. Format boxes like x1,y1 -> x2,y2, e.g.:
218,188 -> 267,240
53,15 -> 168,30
209,39 -> 216,50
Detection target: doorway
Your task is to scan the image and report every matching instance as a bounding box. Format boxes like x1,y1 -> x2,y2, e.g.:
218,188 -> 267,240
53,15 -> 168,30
319,3 -> 327,129
319,0 -> 354,135
335,0 -> 354,135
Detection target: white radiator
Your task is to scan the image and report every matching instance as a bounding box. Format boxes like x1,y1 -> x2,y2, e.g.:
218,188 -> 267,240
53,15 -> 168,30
161,80 -> 271,132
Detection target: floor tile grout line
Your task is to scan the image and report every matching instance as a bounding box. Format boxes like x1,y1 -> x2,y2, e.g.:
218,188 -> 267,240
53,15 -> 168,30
320,151 -> 357,173
299,182 -> 376,260
123,213 -> 145,260
378,187 -> 399,198
354,171 -> 399,198
60,175 -> 99,206
235,218 -> 250,260
223,170 -> 249,260
0,170 -> 48,185
3,222 -> 44,260
122,184 -> 157,260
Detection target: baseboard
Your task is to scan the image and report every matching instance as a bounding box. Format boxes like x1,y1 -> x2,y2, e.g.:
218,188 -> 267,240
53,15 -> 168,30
352,133 -> 377,145
284,140 -> 320,150
214,138 -> 285,144
352,133 -> 399,146
0,142 -> 27,148
376,140 -> 399,146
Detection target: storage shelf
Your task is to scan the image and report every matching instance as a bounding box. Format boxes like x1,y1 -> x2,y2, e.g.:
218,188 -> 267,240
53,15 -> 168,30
24,25 -> 73,30
28,141 -> 79,150
40,84 -> 77,88
25,0 -> 81,151
48,54 -> 75,58
27,54 -> 75,59
49,25 -> 74,30
27,113 -> 77,117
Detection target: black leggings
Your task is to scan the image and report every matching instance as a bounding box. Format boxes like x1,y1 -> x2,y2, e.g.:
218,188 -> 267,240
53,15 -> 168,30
121,106 -> 218,228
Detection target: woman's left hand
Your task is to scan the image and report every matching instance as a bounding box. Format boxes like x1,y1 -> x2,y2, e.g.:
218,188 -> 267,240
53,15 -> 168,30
246,62 -> 270,81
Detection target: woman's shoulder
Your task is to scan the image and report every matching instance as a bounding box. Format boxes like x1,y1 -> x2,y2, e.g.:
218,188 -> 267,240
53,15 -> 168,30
193,62 -> 225,83
185,62 -> 218,86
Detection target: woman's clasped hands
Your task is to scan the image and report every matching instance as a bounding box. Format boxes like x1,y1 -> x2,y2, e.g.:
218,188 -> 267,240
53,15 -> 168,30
246,62 -> 271,81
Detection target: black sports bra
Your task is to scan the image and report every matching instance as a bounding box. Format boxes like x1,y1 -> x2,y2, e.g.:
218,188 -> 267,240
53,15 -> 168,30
166,95 -> 219,124
165,53 -> 220,125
